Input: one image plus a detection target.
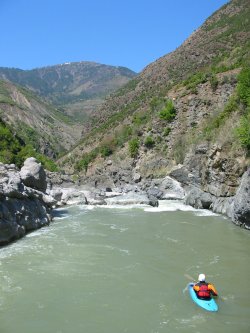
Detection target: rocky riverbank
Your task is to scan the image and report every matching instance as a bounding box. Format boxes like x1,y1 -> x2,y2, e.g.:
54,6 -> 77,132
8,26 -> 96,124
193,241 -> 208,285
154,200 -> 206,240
0,158 -> 55,245
47,161 -> 250,229
1,155 -> 249,246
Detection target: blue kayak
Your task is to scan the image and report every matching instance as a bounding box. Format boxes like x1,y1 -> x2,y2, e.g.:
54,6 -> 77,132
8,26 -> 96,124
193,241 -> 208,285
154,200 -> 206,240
188,283 -> 218,312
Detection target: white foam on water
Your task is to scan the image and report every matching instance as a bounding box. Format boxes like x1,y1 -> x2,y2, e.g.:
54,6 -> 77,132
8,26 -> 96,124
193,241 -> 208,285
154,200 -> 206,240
175,313 -> 206,327
209,255 -> 220,265
144,200 -> 197,212
144,200 -> 218,217
99,203 -> 149,210
102,223 -> 128,233
26,228 -> 53,238
194,210 -> 220,217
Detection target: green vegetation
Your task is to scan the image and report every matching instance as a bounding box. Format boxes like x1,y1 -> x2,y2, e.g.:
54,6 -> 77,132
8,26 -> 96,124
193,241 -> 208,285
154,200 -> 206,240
183,72 -> 208,93
209,74 -> 219,91
201,67 -> 250,153
163,127 -> 171,136
205,2 -> 250,34
204,95 -> 238,139
159,100 -> 176,122
235,67 -> 250,151
0,117 -> 58,171
144,136 -> 155,148
132,111 -> 149,126
128,138 -> 140,158
75,149 -> 99,172
0,81 -> 16,105
113,77 -> 140,97
236,114 -> 250,150
237,67 -> 250,106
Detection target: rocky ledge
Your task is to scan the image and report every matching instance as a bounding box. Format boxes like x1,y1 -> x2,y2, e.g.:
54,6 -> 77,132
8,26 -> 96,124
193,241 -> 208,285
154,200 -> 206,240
0,158 -> 56,246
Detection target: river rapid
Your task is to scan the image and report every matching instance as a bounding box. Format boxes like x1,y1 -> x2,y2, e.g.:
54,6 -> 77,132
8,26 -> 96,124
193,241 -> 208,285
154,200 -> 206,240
0,200 -> 249,333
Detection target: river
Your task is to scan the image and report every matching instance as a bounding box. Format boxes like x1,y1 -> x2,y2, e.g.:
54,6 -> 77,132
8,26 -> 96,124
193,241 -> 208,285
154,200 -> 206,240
0,200 -> 249,333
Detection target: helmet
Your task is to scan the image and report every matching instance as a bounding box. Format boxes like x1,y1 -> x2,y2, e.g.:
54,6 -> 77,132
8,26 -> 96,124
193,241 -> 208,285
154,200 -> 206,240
198,273 -> 206,282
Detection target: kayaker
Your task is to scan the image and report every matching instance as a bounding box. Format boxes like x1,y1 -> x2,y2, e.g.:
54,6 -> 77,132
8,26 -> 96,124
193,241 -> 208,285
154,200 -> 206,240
193,274 -> 218,300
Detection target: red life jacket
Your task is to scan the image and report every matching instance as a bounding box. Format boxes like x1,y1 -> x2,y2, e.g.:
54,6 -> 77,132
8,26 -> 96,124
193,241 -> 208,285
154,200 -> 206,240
197,282 -> 211,299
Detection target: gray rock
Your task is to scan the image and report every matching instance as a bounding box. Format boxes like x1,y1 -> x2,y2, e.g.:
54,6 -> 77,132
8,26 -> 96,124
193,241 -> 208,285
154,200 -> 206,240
184,187 -> 214,209
232,168 -> 250,228
160,176 -> 185,199
81,190 -> 106,205
0,197 -> 51,245
211,197 -> 234,218
133,172 -> 142,183
169,166 -> 192,186
0,160 -> 52,245
58,188 -> 88,205
148,194 -> 159,207
20,157 -> 47,192
147,187 -> 164,199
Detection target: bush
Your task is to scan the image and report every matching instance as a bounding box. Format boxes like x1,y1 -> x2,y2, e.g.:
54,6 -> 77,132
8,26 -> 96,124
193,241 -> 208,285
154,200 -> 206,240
236,114 -> 250,150
163,127 -> 171,136
100,145 -> 113,157
237,67 -> 250,107
183,72 -> 208,90
159,100 -> 176,122
144,136 -> 155,148
129,138 -> 139,158
209,74 -> 219,91
132,111 -> 149,126
75,155 -> 91,172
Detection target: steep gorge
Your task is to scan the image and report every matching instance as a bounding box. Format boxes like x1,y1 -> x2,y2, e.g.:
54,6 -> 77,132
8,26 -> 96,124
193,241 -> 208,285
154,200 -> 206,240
58,0 -> 250,228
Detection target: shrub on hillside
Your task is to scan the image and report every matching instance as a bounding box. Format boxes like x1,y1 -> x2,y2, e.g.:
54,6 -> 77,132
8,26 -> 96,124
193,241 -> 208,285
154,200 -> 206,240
128,138 -> 139,158
236,114 -> 250,151
159,100 -> 176,122
237,67 -> 250,106
144,136 -> 155,148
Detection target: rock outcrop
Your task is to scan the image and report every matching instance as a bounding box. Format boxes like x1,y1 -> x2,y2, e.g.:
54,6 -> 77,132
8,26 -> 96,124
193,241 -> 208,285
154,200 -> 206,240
20,157 -> 47,192
0,159 -> 55,246
232,167 -> 250,229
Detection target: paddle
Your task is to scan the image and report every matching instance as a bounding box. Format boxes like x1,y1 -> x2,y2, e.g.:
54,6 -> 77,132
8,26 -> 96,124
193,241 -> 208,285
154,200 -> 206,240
184,273 -> 196,282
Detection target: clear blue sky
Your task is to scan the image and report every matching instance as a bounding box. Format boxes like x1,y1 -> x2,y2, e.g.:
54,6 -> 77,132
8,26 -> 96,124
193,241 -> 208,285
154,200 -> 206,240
0,0 -> 229,72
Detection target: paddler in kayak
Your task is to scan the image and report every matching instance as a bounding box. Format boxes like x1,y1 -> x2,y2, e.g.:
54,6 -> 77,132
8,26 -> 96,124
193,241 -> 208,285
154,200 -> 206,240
193,274 -> 218,300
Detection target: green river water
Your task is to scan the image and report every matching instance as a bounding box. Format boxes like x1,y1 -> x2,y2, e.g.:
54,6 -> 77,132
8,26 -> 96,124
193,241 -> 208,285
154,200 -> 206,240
0,201 -> 249,333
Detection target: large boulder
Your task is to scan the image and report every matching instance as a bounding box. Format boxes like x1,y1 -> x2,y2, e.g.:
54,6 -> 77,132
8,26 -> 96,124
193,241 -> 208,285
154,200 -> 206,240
49,187 -> 88,206
184,186 -> 214,209
160,176 -> 185,199
145,176 -> 185,200
232,167 -> 250,229
20,157 -> 47,192
0,161 -> 52,245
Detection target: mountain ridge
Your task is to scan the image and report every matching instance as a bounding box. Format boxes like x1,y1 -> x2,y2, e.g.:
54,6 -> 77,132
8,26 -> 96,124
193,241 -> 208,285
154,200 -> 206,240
0,61 -> 136,122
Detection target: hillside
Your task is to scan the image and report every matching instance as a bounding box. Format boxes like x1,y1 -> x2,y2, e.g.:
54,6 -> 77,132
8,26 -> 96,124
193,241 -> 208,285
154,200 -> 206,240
59,0 -> 250,200
0,62 -> 136,122
0,80 -> 82,159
